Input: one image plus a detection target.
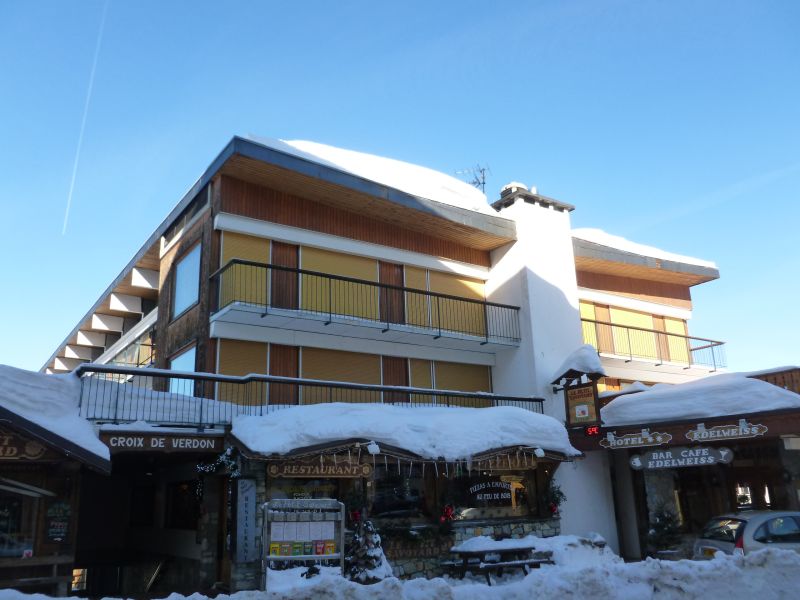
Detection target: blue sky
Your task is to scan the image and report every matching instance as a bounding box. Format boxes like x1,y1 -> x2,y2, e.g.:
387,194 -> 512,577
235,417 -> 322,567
0,0 -> 798,372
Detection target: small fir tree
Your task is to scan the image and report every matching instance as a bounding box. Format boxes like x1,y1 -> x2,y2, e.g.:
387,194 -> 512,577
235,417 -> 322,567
345,520 -> 393,583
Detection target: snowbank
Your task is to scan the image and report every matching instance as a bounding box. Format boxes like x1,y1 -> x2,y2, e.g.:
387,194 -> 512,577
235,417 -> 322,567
4,548 -> 797,599
248,136 -> 496,215
573,228 -> 716,269
602,372 -> 800,426
0,365 -> 108,459
233,403 -> 580,459
551,344 -> 606,382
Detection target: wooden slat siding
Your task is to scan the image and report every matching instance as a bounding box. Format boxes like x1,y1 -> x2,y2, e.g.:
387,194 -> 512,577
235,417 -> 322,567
217,339 -> 268,405
220,176 -> 491,266
220,232 -> 270,307
300,348 -> 381,403
268,343 -> 299,405
576,270 -> 693,310
574,256 -> 713,287
271,241 -> 299,309
751,368 -> 800,395
381,356 -> 409,403
434,361 -> 492,408
379,262 -> 405,324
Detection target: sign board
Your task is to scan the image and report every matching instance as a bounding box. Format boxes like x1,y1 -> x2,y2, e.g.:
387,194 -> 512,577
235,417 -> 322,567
686,420 -> 768,442
599,430 -> 672,449
564,382 -> 599,427
235,479 -> 258,563
630,446 -> 734,470
100,432 -> 223,453
267,460 -> 373,478
45,501 -> 71,542
0,428 -> 47,460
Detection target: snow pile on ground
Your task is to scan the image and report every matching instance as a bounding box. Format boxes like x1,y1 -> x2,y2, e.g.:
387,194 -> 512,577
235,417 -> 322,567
602,372 -> 800,426
5,548 -> 796,599
0,365 -> 108,459
248,136 -> 496,215
233,403 -> 580,459
551,344 -> 606,382
573,228 -> 716,269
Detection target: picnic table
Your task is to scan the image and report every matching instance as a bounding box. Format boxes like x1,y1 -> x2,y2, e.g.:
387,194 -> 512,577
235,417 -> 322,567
444,536 -> 554,585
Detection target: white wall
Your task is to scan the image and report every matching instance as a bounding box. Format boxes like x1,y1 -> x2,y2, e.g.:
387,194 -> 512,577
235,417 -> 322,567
487,196 -> 620,551
555,451 -> 620,553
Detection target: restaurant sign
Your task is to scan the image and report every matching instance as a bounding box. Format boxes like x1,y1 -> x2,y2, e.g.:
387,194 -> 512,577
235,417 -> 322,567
100,432 -> 223,453
0,430 -> 47,460
630,446 -> 733,470
686,420 -> 768,442
268,460 -> 373,479
599,430 -> 672,449
565,382 -> 599,427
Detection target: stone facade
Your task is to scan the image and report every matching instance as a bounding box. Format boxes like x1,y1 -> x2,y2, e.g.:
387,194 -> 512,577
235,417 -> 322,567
229,464 -> 268,592
384,518 -> 560,579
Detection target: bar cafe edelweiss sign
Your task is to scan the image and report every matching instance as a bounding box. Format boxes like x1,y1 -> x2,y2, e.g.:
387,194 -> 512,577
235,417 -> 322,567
630,446 -> 734,470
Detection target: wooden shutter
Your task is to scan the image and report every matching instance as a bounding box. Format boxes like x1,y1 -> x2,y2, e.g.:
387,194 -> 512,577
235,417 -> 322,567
381,356 -> 409,403
434,361 -> 492,407
404,266 -> 429,327
268,344 -> 299,405
217,339 -> 267,405
271,242 -> 298,309
664,317 -> 690,364
428,271 -> 486,337
300,247 -> 379,320
409,358 -> 434,405
300,348 -> 381,403
220,232 -> 270,307
579,301 -> 598,349
609,307 -> 656,359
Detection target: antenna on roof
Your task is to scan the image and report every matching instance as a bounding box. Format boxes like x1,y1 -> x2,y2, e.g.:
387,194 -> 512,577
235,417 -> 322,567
456,164 -> 491,193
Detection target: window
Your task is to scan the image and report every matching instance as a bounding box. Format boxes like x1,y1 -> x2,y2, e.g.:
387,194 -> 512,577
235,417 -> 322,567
169,345 -> 196,395
172,244 -> 201,318
754,517 -> 800,543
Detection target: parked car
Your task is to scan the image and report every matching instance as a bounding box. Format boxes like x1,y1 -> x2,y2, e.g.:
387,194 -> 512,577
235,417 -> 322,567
693,511 -> 800,559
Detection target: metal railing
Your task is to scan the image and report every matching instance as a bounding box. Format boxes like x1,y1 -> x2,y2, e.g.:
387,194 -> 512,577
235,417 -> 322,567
75,364 -> 544,428
581,318 -> 726,370
210,259 -> 521,345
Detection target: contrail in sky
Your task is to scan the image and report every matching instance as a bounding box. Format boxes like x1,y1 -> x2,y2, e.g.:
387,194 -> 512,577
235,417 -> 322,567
62,0 -> 110,235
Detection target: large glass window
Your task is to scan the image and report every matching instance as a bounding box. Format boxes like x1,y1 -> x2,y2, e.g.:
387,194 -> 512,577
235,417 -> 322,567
173,244 -> 201,318
169,345 -> 196,395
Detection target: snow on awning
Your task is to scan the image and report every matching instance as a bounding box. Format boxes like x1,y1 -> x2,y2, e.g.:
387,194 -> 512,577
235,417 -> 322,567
0,365 -> 110,468
601,372 -> 800,426
551,344 -> 606,384
231,403 -> 580,461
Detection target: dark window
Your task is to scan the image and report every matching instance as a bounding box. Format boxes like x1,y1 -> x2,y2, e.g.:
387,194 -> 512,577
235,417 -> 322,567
755,516 -> 800,543
165,481 -> 200,530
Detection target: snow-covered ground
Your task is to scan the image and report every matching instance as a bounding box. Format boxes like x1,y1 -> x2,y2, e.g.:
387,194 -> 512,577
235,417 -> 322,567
2,546 -> 798,599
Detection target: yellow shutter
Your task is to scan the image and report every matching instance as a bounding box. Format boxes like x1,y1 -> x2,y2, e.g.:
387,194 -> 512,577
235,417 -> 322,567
217,339 -> 267,405
300,348 -> 380,403
220,232 -> 270,307
434,361 -> 492,407
409,359 -> 433,388
300,247 -> 379,320
579,301 -> 598,348
404,266 -> 429,327
609,307 -> 656,359
664,317 -> 690,363
428,271 -> 486,337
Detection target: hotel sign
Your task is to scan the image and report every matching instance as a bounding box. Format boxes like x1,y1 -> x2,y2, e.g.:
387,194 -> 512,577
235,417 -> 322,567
599,430 -> 672,449
100,432 -> 223,453
686,420 -> 768,442
268,460 -> 373,478
630,446 -> 734,470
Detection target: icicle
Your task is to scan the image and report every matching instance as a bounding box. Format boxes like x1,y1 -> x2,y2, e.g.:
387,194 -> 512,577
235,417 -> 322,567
507,454 -> 512,468
422,462 -> 426,478
320,454 -> 323,466
348,449 -> 352,465
408,460 -> 413,477
333,453 -> 337,465
372,452 -> 376,469
445,462 -> 449,478
384,455 -> 388,470
435,462 -> 439,477
397,457 -> 401,475
357,446 -> 362,462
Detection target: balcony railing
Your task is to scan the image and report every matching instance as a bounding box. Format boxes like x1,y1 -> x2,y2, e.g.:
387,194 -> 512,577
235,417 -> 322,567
75,364 -> 544,428
581,318 -> 726,370
210,259 -> 521,345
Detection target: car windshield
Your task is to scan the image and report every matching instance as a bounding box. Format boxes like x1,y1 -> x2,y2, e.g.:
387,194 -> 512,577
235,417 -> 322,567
700,518 -> 745,543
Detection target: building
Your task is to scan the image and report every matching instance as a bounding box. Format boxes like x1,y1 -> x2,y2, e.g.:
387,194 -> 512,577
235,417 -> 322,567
22,136 -> 729,592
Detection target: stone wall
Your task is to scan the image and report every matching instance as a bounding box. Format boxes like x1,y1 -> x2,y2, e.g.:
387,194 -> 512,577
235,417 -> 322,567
229,464 -> 268,592
383,518 -> 560,579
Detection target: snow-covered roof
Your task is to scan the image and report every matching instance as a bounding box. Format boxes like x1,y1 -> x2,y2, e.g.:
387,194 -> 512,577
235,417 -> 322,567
598,381 -> 649,399
232,403 -> 580,460
573,228 -> 717,269
248,136 -> 497,216
0,365 -> 109,460
601,372 -> 800,426
551,344 -> 606,384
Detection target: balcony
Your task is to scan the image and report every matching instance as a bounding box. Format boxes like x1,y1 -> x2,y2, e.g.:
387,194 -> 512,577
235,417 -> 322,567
75,364 -> 544,428
209,260 -> 521,351
581,318 -> 726,372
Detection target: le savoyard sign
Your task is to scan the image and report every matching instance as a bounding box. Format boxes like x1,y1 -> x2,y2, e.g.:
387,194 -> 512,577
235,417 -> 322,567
685,419 -> 768,442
